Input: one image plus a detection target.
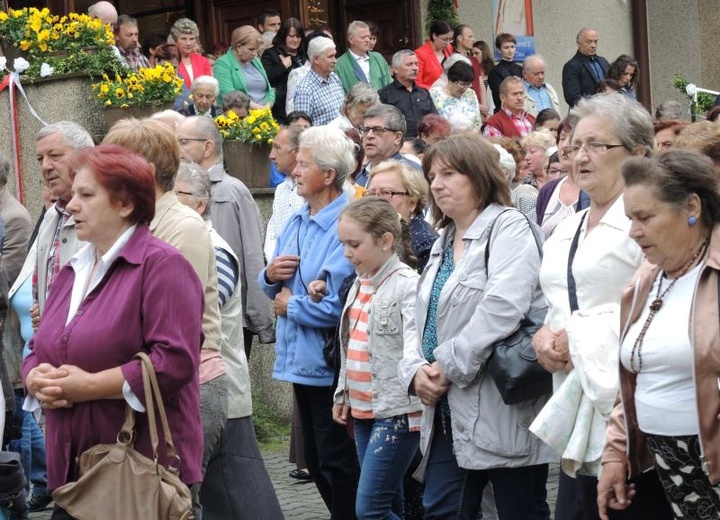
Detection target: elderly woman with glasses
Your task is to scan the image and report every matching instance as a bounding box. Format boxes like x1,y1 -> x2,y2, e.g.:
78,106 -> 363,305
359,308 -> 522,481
365,159 -> 438,273
430,61 -> 481,131
171,18 -> 212,89
214,25 -> 275,108
259,127 -> 359,520
530,93 -> 672,520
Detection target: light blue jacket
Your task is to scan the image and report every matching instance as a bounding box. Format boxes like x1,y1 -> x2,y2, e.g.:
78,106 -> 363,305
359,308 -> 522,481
259,193 -> 353,386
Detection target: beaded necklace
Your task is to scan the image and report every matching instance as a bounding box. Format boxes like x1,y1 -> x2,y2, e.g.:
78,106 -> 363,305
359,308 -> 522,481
629,236 -> 710,373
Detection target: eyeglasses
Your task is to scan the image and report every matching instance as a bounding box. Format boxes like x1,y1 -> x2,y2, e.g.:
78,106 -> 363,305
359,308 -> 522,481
177,138 -> 207,146
174,190 -> 194,197
359,126 -> 396,136
562,142 -> 626,158
363,189 -> 409,199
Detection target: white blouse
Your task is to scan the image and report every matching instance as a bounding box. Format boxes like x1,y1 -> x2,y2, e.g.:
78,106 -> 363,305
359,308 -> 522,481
620,262 -> 701,436
539,195 -> 643,388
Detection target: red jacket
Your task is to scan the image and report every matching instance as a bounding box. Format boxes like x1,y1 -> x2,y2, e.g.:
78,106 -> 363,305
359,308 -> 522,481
178,53 -> 212,88
415,40 -> 452,90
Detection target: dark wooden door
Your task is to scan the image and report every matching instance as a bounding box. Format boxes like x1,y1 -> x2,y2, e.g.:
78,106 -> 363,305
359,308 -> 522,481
339,0 -> 419,61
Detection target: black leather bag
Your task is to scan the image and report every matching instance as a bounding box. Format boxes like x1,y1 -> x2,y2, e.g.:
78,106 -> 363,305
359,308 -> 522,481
485,210 -> 552,405
0,451 -> 27,515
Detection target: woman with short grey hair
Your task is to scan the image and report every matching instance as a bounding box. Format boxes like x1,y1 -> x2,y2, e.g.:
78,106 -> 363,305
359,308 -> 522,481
170,17 -> 212,89
328,82 -> 380,131
259,126 -> 359,519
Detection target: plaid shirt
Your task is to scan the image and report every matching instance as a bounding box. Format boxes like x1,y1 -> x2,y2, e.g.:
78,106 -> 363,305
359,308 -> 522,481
120,47 -> 150,72
293,69 -> 345,126
483,107 -> 534,139
33,201 -> 70,303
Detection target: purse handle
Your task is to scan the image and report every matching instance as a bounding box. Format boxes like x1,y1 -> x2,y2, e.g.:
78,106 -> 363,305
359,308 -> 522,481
116,353 -> 182,474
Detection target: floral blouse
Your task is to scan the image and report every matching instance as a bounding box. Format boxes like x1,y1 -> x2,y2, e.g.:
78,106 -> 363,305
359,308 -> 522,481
429,85 -> 482,131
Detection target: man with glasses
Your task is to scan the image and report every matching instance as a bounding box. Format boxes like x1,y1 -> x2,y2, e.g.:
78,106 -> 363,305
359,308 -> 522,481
176,116 -> 274,359
522,54 -> 560,117
378,50 -> 438,138
483,76 -> 536,139
335,21 -> 392,93
355,104 -> 420,188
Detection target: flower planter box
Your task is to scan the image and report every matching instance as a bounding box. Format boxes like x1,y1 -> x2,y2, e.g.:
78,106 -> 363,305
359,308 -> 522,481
102,102 -> 173,129
222,141 -> 271,189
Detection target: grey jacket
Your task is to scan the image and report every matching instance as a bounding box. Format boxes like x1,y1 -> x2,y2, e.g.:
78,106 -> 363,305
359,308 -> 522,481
398,204 -> 555,472
335,255 -> 422,419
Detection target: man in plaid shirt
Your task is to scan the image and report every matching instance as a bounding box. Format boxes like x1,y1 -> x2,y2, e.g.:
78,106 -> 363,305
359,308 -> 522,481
293,37 -> 345,126
483,76 -> 536,139
115,14 -> 149,72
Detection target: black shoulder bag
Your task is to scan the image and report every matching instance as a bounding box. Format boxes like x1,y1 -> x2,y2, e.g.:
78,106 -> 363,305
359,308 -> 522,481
486,210 -> 552,405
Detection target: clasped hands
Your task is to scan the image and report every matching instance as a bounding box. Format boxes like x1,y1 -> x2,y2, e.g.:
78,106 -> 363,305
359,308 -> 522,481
25,363 -> 94,409
412,361 -> 450,406
532,325 -> 573,373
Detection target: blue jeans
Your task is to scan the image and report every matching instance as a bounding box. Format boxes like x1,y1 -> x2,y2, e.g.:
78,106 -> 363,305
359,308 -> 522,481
7,391 -> 48,497
354,415 -> 420,520
423,425 -> 550,520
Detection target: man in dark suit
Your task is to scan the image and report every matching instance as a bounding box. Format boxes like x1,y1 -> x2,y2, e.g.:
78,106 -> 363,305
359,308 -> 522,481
561,28 -> 610,108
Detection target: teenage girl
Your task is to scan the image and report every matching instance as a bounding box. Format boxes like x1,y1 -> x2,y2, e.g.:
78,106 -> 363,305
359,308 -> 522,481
314,197 -> 423,519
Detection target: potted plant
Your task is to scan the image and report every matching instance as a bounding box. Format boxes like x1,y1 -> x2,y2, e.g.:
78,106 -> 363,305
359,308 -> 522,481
0,8 -> 121,80
672,74 -> 716,121
92,63 -> 185,127
214,107 -> 279,188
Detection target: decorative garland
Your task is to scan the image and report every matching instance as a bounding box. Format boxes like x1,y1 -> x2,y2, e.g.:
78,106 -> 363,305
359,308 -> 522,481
426,0 -> 459,34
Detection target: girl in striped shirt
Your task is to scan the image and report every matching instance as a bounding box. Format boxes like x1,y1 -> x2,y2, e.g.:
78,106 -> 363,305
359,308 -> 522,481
326,197 -> 423,519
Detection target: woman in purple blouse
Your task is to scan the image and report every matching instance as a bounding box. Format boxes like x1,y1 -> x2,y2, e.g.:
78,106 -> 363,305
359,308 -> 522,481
23,145 -> 204,519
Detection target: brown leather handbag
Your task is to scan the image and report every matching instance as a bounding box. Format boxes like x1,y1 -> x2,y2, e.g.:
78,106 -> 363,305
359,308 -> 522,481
52,352 -> 193,520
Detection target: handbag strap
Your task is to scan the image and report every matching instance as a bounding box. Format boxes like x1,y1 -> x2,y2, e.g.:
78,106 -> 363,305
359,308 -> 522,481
134,353 -> 181,468
567,211 -> 588,313
485,209 -> 543,277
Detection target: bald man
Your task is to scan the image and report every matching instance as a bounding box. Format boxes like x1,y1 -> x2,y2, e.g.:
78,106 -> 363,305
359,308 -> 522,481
87,1 -> 118,28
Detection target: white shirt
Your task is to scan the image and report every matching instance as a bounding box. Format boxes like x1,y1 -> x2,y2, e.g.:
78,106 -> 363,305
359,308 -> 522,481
67,225 -> 136,324
349,49 -> 370,83
620,262 -> 701,436
539,195 -> 643,389
264,176 -> 304,261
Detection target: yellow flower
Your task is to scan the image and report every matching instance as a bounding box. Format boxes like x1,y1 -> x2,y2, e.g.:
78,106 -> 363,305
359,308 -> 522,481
19,40 -> 30,51
0,12 -> 7,22
105,99 -> 112,106
100,84 -> 109,94
115,88 -> 125,98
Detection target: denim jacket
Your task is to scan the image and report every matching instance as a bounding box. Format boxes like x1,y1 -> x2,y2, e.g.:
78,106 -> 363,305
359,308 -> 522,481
334,255 -> 422,418
398,204 -> 555,473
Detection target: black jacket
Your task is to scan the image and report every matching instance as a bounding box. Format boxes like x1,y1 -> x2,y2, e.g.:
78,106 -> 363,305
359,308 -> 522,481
561,51 -> 610,108
261,46 -> 306,122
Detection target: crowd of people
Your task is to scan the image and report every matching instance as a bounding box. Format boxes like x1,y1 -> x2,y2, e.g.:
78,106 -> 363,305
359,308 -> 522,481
1,3 -> 720,520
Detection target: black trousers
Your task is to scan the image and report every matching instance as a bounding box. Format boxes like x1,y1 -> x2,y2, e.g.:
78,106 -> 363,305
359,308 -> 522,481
294,383 -> 359,520
554,469 -> 672,520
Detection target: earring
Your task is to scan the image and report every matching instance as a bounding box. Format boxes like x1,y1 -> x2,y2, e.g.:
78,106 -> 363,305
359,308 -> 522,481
688,216 -> 698,226
382,247 -> 388,251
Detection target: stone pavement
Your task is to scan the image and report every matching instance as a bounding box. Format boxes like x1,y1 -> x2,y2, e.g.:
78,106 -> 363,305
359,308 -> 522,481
29,439 -> 560,519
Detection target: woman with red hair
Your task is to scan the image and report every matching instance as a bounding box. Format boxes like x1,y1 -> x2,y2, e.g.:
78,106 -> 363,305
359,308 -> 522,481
23,144 -> 204,518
